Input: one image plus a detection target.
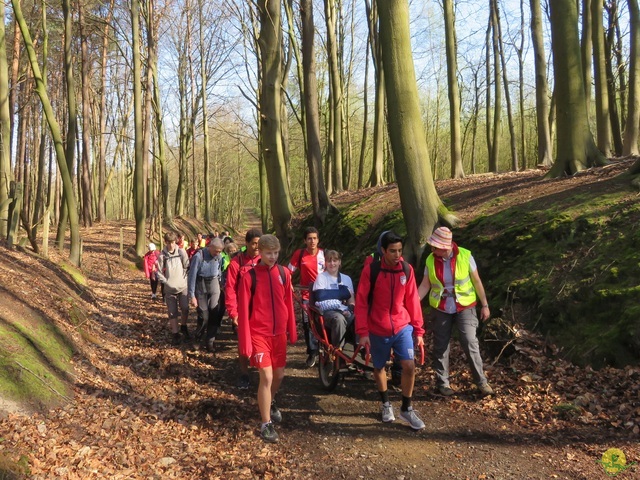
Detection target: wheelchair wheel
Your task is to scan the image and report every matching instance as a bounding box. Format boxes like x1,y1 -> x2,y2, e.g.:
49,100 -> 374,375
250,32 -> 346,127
318,346 -> 340,391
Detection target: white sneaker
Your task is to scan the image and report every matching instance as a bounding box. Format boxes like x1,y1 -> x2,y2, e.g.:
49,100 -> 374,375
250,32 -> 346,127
380,402 -> 395,423
399,407 -> 425,430
151,293 -> 157,300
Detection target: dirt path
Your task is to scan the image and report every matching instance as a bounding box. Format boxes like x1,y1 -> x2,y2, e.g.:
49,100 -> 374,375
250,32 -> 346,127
80,223 -> 628,479
2,214 -> 637,479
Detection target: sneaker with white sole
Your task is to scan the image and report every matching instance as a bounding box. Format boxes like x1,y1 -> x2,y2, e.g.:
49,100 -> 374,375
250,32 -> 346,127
260,421 -> 279,443
399,407 -> 425,430
270,401 -> 282,423
380,402 -> 395,423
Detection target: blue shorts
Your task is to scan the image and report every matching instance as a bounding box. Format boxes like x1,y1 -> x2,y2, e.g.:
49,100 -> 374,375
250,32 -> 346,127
369,325 -> 415,370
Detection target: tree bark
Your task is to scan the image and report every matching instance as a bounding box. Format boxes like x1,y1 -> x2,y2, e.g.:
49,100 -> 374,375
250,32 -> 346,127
623,0 -> 640,155
57,0 -> 78,250
529,0 -> 554,167
131,0 -> 146,256
0,0 -> 12,237
258,0 -> 293,243
12,0 -> 80,265
489,0 -> 502,173
365,0 -> 385,186
377,0 -> 452,264
548,0 -> 607,176
79,3 -> 93,227
443,0 -> 464,178
300,0 -> 335,225
592,0 -> 613,155
325,0 -> 344,193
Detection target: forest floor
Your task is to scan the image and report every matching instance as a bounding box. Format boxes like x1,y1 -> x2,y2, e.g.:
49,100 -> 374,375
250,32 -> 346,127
1,161 -> 639,479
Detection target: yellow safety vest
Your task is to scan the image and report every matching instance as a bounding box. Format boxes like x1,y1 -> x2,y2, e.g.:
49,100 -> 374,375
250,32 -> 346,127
426,247 -> 476,309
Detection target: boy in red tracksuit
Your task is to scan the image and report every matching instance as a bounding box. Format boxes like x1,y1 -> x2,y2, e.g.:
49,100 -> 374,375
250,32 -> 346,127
237,234 -> 297,443
355,231 -> 426,431
225,228 -> 262,389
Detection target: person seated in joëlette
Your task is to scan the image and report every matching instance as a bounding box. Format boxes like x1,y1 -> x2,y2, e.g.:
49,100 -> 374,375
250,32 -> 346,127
312,250 -> 355,349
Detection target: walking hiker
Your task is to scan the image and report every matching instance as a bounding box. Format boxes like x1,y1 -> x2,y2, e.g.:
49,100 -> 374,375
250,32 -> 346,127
188,238 -> 224,351
355,231 -> 426,431
143,243 -> 161,300
156,231 -> 191,346
225,228 -> 262,389
417,227 -> 494,397
237,235 -> 297,443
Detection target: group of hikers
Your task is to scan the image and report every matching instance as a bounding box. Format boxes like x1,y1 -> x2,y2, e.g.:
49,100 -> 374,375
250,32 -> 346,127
142,225 -> 494,444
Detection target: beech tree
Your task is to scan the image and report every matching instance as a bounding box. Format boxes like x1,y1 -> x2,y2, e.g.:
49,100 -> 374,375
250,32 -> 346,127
548,0 -> 607,176
258,0 -> 293,243
0,0 -> 11,237
377,0 -> 453,264
443,0 -> 464,178
623,0 -> 640,156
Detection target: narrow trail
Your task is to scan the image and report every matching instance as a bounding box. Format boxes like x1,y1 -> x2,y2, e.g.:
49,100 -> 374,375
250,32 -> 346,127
3,220 -> 635,479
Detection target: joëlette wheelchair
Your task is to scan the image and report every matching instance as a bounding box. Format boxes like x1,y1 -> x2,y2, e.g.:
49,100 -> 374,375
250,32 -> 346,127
294,285 -> 424,391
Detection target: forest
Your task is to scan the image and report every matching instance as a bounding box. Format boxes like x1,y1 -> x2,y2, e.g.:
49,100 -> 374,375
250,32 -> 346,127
0,0 -> 639,265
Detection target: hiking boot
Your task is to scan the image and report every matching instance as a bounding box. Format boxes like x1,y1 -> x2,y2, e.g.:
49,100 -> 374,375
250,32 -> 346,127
305,351 -> 318,368
206,337 -> 215,352
437,386 -> 455,396
237,374 -> 250,390
380,402 -> 395,423
478,384 -> 494,396
400,407 -> 425,430
171,333 -> 181,346
180,325 -> 190,341
270,401 -> 282,423
260,422 -> 279,443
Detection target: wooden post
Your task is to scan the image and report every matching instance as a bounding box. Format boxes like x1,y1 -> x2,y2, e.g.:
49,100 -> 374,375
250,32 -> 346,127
7,181 -> 23,248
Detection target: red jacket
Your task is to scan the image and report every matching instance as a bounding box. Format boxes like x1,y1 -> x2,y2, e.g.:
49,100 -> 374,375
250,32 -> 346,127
224,252 -> 261,319
237,263 -> 297,357
355,260 -> 425,338
143,250 -> 160,279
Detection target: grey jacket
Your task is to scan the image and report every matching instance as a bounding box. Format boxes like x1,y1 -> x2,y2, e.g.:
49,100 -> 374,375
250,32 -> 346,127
156,247 -> 189,295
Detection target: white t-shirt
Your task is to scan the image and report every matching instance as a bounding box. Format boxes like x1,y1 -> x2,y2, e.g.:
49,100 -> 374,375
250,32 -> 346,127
313,270 -> 354,295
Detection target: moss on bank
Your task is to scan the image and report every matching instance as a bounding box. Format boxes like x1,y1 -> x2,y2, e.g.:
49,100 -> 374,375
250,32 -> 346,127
295,182 -> 640,368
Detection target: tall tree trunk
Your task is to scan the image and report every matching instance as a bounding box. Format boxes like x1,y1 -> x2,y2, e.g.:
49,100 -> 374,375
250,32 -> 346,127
443,0 -> 464,178
131,0 -> 146,256
79,4 -> 93,227
198,0 -> 211,223
489,0 -> 502,172
592,0 -> 613,155
365,0 -> 385,186
604,1 -> 624,155
143,0 -> 155,224
495,1 -> 518,171
517,0 -> 528,169
57,0 -> 78,250
358,26 -> 370,189
529,0 -> 554,167
0,0 -> 12,237
582,0 -> 593,110
623,0 -> 640,155
377,0 -> 452,264
258,0 -> 293,243
548,0 -> 607,176
325,0 -> 343,193
300,0 -> 334,225
12,0 -> 80,265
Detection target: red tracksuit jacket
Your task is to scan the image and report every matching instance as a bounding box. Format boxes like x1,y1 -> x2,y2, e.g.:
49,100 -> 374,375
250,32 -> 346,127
237,263 -> 297,358
355,260 -> 425,338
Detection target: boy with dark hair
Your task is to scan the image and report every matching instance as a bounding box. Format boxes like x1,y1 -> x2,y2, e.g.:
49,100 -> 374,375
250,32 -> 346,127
288,226 -> 325,367
225,228 -> 263,388
156,231 -> 191,345
355,231 -> 426,430
237,235 -> 297,443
